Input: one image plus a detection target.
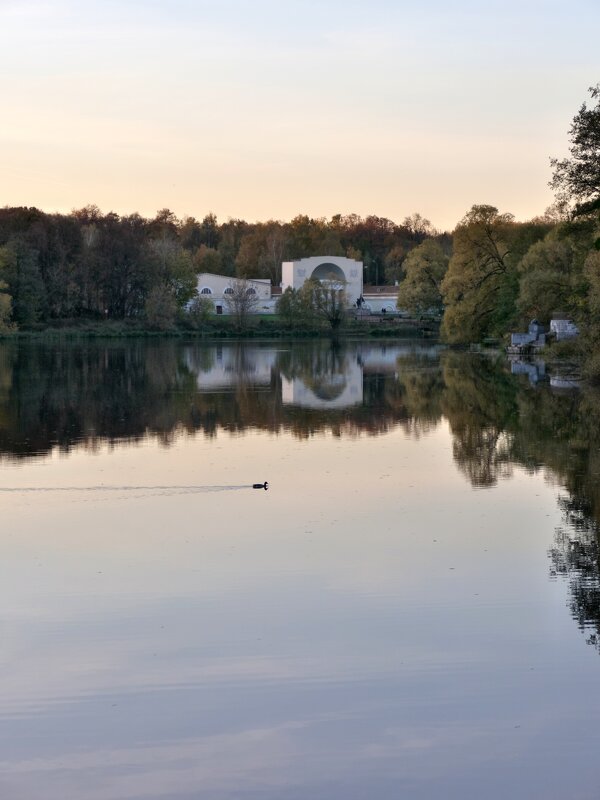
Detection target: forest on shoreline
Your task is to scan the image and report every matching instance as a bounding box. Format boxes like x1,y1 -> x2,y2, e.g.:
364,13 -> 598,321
0,84 -> 598,371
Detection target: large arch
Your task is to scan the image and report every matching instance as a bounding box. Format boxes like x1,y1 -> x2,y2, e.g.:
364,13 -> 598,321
281,256 -> 363,306
311,262 -> 346,283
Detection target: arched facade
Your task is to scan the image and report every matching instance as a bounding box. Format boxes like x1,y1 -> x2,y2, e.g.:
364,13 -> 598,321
281,256 -> 363,307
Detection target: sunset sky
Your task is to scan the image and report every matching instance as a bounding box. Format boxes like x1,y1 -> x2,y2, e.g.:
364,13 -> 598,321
1,0 -> 598,230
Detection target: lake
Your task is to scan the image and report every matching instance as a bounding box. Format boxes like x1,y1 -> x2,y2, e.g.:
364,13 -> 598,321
0,338 -> 599,799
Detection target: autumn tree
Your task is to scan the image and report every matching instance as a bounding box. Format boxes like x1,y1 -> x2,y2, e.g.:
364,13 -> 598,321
299,277 -> 347,331
0,239 -> 44,326
224,279 -> 259,329
148,227 -> 197,307
144,286 -> 177,330
441,206 -> 517,343
276,287 -> 305,328
384,244 -> 407,284
180,216 -> 204,251
193,244 -> 223,275
0,280 -> 14,331
397,239 -> 448,314
186,295 -> 214,328
516,236 -> 582,323
218,219 -> 248,276
200,213 -> 220,249
235,230 -> 267,280
402,212 -> 435,237
582,250 -> 600,380
551,84 -> 600,209
261,222 -> 288,284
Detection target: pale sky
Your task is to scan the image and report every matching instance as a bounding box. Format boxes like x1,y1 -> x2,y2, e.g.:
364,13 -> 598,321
0,0 -> 598,230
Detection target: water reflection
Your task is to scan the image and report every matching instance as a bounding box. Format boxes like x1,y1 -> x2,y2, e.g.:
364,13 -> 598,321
509,357 -> 546,385
0,340 -> 598,495
1,338 -> 600,650
3,338 -> 600,798
550,496 -> 600,653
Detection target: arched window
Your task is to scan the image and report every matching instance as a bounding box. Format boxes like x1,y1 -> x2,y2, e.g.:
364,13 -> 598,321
246,287 -> 256,296
224,287 -> 234,295
200,287 -> 212,295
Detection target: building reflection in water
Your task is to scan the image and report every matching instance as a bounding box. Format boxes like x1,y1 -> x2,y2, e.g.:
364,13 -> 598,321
1,339 -> 599,652
184,342 -> 440,410
184,345 -> 277,392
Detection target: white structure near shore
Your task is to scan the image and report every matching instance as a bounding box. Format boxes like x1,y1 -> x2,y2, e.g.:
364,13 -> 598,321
281,256 -> 363,306
193,273 -> 277,314
192,256 -> 406,316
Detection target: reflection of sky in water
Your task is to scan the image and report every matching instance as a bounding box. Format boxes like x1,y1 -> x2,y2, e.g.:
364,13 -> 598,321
0,342 -> 599,799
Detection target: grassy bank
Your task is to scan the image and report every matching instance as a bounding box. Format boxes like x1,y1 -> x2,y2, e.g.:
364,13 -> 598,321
0,315 -> 439,340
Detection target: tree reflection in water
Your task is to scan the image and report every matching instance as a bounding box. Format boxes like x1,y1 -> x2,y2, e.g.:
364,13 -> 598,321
0,338 -> 599,650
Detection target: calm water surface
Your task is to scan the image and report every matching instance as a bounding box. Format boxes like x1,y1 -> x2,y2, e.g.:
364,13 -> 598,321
1,339 -> 599,799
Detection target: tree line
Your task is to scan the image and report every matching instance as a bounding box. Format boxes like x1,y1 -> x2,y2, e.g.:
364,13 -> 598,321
0,205 -> 439,331
0,83 -> 598,350
398,84 -> 600,364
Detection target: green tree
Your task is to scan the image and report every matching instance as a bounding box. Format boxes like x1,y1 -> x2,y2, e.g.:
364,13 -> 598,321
397,239 -> 448,314
235,231 -> 266,279
144,286 -> 177,330
148,238 -> 197,307
441,205 -> 517,343
261,222 -> 288,284
551,84 -> 600,209
582,250 -> 600,380
517,235 -> 583,323
299,278 -> 347,331
402,212 -> 435,237
384,244 -> 407,284
187,295 -> 214,327
193,244 -> 223,275
0,280 -> 14,332
0,240 -> 44,327
276,287 -> 305,328
200,213 -> 220,249
180,216 -> 203,251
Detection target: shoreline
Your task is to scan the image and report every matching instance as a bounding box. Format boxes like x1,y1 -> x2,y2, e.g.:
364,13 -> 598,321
0,318 -> 439,341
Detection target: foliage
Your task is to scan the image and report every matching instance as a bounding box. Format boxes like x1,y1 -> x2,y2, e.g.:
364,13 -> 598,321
384,244 -> 407,284
276,287 -> 305,328
441,206 -> 519,343
402,212 -> 435,236
0,239 -> 44,326
187,295 -> 214,327
397,239 -> 448,314
193,244 -> 223,275
0,204 -> 452,332
298,278 -> 347,331
516,235 -> 582,323
144,287 -> 177,330
551,84 -> 600,208
224,279 -> 259,329
0,281 -> 14,332
581,250 -> 600,381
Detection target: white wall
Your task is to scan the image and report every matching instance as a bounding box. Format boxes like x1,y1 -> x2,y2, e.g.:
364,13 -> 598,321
281,256 -> 363,306
192,273 -> 274,314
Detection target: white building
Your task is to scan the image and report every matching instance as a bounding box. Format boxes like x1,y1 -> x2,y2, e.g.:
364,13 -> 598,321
192,256 -> 407,316
193,273 -> 277,315
281,256 -> 363,307
361,284 -> 399,314
550,316 -> 579,341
